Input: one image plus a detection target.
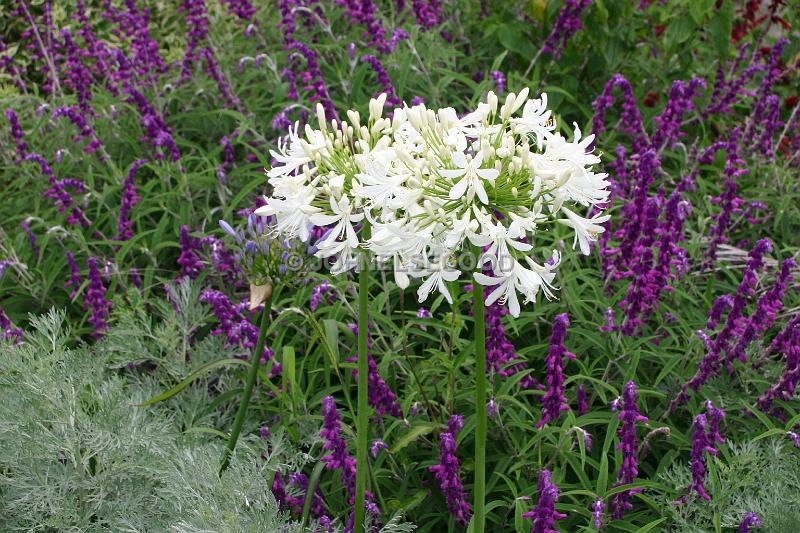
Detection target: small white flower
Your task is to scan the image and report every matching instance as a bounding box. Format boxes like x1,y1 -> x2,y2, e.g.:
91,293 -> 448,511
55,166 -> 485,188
442,150 -> 499,205
511,93 -> 554,146
254,189 -> 320,242
267,123 -> 310,178
411,251 -> 460,304
309,195 -> 364,249
557,207 -> 610,255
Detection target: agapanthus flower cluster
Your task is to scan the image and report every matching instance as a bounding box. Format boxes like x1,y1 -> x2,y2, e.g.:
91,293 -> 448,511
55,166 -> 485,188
258,90 -> 610,317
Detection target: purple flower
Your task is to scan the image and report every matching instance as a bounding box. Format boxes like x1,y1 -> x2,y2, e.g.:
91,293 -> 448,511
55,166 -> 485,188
124,88 -> 181,162
542,0 -> 593,59
310,280 -> 337,311
487,397 -> 499,417
65,251 -> 83,300
20,219 -> 39,258
576,384 -> 588,416
490,70 -> 506,95
610,381 -> 647,519
220,0 -> 256,21
116,159 -> 145,240
536,314 -> 575,428
523,469 -> 566,533
726,258 -> 795,368
181,0 -> 209,77
5,108 -> 28,161
412,0 -> 442,30
370,439 -> 387,458
592,74 -> 649,152
199,289 -> 277,371
678,403 -> 725,503
485,287 -> 534,386
679,239 -> 773,404
85,257 -> 112,339
738,512 -> 761,532
651,78 -> 706,150
362,54 -> 401,109
591,497 -> 604,529
429,415 -> 471,525
347,323 -> 401,417
788,430 -> 800,448
756,319 -> 800,418
320,396 -> 378,523
52,106 -> 103,155
177,226 -> 205,279
0,305 -> 23,346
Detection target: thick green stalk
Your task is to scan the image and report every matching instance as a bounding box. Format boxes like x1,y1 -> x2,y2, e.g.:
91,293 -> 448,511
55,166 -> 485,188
219,288 -> 272,475
472,278 -> 487,533
354,257 -> 371,532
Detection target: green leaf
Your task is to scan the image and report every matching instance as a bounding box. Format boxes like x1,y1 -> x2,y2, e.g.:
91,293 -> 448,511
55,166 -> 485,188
390,423 -> 436,453
689,0 -> 714,24
635,517 -> 668,532
709,0 -> 733,60
135,358 -> 249,406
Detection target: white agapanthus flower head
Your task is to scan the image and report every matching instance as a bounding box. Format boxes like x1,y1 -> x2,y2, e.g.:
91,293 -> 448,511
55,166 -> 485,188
257,90 -> 610,317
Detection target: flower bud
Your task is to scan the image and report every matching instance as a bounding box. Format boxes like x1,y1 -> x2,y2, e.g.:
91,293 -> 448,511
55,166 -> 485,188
487,91 -> 498,115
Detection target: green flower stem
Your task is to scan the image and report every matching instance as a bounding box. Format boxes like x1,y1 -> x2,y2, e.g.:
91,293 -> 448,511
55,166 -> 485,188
354,254 -> 371,533
472,276 -> 487,533
219,286 -> 273,475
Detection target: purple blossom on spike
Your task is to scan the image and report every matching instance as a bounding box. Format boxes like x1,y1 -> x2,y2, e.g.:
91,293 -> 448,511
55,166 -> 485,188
679,239 -> 773,403
45,178 -> 91,228
85,257 -> 112,339
116,159 -> 145,240
485,288 -> 534,386
738,512 -> 761,532
52,106 -> 103,155
537,314 -> 575,428
177,226 -> 205,279
651,78 -> 706,150
362,55 -> 401,109
610,381 -> 647,519
181,0 -> 209,78
577,384 -> 588,416
125,88 -> 181,162
487,398 -> 499,417
220,0 -> 256,21
199,289 -> 278,373
490,70 -> 506,95
129,267 -> 142,289
541,0 -> 592,59
0,305 -> 23,345
592,74 -> 650,153
412,0 -> 442,30
320,396 -> 378,519
5,109 -> 28,161
756,321 -> 800,418
678,401 -> 725,503
20,219 -> 39,258
591,498 -> 604,529
347,323 -> 401,417
65,251 -> 82,300
726,258 -> 795,368
788,431 -> 800,448
370,439 -> 387,458
310,280 -> 337,311
429,415 -> 471,526
522,469 -> 566,533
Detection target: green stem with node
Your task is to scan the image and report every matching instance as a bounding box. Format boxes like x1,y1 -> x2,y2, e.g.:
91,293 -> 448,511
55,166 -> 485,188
219,285 -> 273,475
472,257 -> 487,533
354,243 -> 371,532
